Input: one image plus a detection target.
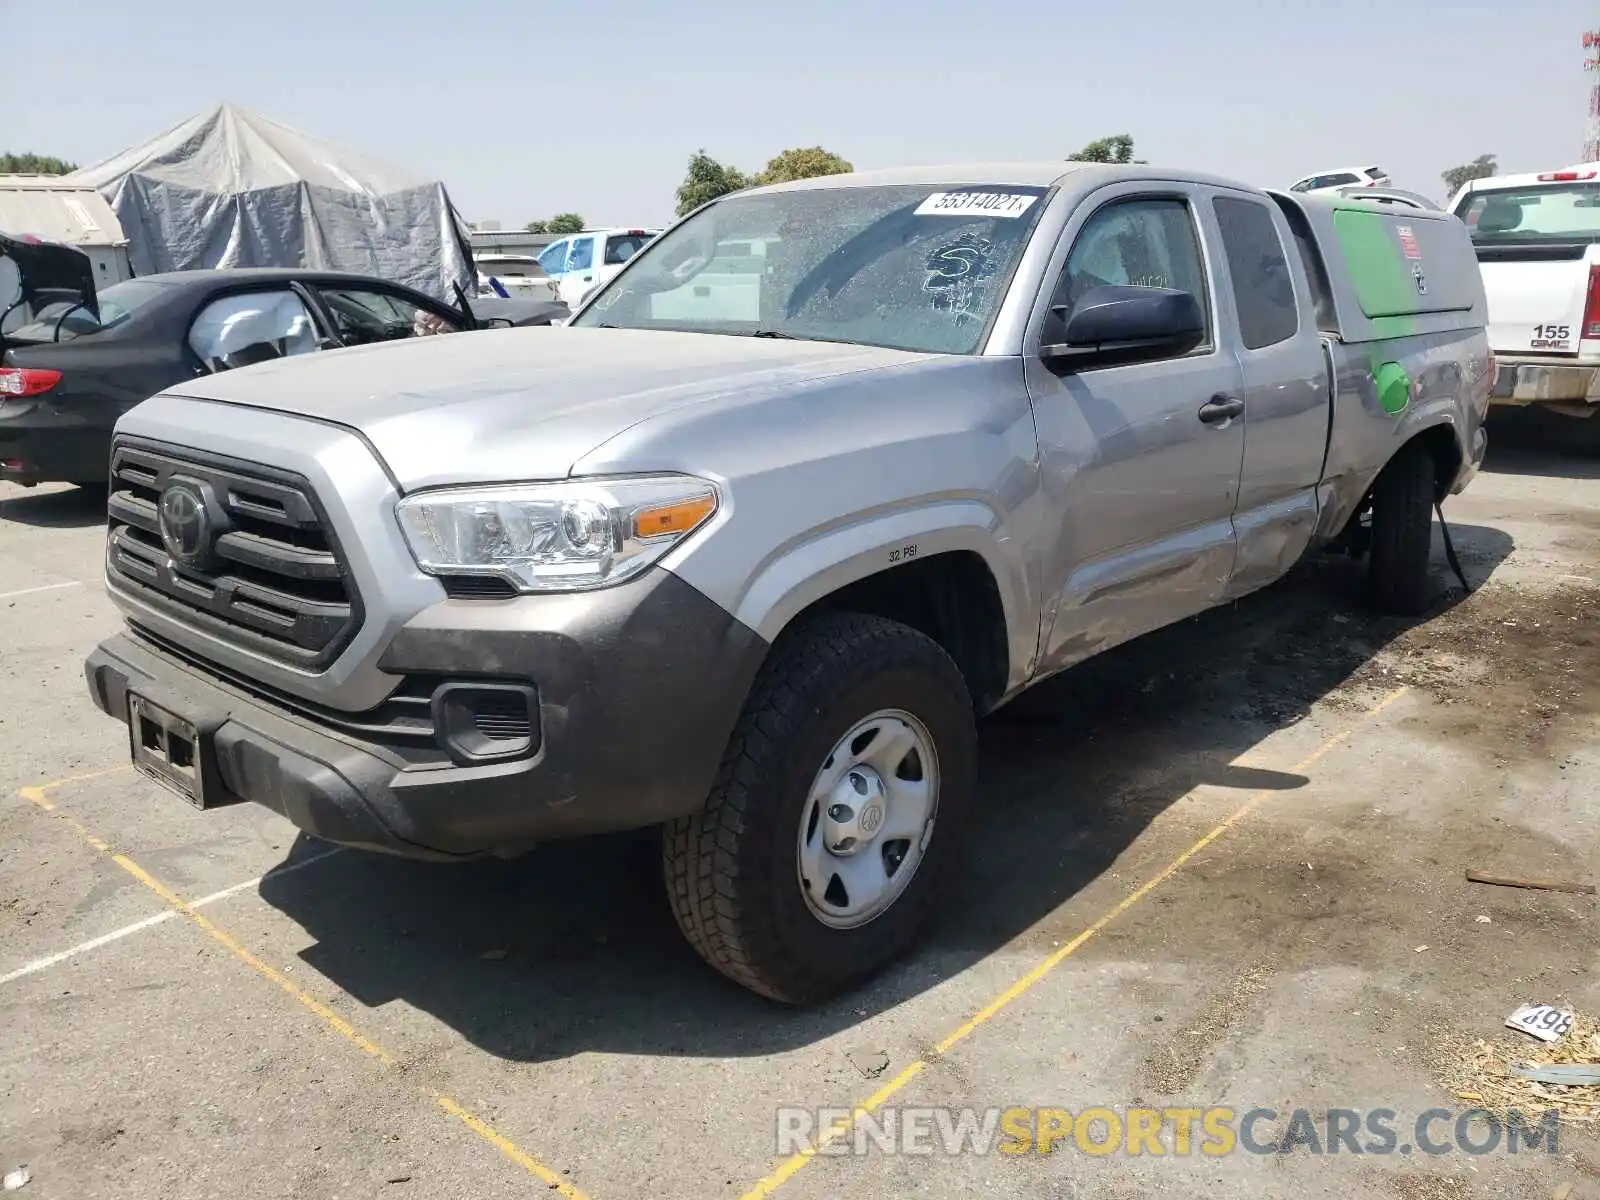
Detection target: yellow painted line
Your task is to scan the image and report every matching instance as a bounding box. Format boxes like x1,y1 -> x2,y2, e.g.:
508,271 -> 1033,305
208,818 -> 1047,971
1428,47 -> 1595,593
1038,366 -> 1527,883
19,780 -> 590,1199
20,764 -> 130,805
740,686 -> 1410,1199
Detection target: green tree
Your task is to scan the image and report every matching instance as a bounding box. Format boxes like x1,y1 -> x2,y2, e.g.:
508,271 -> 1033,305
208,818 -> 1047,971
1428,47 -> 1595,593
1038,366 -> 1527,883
0,152 -> 78,175
754,146 -> 853,186
1441,154 -> 1498,196
524,219 -> 548,234
546,213 -> 585,235
1068,135 -> 1143,165
675,150 -> 750,217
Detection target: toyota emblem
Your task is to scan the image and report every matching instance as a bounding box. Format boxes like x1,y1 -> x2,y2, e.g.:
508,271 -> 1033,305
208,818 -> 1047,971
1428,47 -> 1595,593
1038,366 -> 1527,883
158,483 -> 210,563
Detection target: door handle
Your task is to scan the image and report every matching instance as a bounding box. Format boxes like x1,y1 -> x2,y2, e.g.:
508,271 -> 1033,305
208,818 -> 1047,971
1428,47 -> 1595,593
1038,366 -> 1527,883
1198,395 -> 1245,425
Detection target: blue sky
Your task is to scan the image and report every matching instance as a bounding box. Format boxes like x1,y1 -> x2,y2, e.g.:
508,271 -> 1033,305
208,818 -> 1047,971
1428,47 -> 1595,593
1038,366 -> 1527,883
5,0 -> 1594,228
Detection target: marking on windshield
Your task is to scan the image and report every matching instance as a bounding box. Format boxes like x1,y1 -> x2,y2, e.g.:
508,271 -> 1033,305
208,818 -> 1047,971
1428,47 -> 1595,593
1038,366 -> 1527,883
924,233 -> 999,323
914,192 -> 1039,219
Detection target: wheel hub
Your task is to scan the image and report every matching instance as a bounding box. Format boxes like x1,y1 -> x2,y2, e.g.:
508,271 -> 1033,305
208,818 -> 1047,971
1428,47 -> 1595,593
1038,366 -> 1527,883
822,767 -> 888,855
796,708 -> 942,930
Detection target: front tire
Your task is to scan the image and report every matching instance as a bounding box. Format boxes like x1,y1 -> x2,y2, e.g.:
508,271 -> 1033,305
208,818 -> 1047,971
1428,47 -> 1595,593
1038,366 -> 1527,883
1366,443 -> 1436,616
663,613 -> 976,1003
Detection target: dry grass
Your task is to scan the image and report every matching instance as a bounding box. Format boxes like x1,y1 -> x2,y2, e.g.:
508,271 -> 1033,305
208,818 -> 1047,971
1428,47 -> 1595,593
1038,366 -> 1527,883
1433,1012 -> 1600,1126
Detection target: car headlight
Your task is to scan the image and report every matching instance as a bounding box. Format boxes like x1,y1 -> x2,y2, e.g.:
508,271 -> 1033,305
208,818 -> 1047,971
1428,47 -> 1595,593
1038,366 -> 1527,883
395,476 -> 719,593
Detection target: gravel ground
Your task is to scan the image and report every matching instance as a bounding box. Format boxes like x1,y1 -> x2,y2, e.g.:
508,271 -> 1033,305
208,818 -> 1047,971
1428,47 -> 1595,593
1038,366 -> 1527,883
2,409 -> 1597,1200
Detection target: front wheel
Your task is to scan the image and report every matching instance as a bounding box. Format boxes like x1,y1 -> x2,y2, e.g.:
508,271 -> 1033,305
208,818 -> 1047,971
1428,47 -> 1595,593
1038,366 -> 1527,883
663,613 -> 976,1003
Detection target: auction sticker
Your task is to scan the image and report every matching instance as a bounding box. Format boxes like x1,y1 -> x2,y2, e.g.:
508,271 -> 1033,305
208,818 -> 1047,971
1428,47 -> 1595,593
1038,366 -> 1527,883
916,191 -> 1039,219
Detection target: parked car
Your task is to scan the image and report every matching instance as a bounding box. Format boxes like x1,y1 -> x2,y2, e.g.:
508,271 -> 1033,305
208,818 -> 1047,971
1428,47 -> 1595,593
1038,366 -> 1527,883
474,254 -> 559,302
0,241 -> 565,486
84,163 -> 1489,1003
1290,165 -> 1392,193
537,227 -> 661,307
1448,165 -> 1600,420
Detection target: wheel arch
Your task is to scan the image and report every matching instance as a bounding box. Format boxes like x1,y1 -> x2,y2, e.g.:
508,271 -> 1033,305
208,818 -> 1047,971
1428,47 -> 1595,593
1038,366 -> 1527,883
735,510 -> 1024,715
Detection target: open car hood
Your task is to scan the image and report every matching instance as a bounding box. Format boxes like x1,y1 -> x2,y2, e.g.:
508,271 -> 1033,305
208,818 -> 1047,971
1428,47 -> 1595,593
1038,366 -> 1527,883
0,233 -> 99,349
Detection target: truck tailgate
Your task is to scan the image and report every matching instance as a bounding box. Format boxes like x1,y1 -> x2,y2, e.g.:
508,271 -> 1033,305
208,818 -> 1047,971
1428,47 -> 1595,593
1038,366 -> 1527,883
1476,244 -> 1596,356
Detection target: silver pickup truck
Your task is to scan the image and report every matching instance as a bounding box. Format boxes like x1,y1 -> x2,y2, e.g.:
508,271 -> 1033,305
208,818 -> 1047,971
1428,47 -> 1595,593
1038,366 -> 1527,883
84,163 -> 1491,1003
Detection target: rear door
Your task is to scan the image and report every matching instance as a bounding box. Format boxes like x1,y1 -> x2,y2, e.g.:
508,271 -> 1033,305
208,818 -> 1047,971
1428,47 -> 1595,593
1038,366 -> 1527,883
559,235 -> 599,305
594,231 -> 655,293
1205,189 -> 1330,596
1454,176 -> 1600,359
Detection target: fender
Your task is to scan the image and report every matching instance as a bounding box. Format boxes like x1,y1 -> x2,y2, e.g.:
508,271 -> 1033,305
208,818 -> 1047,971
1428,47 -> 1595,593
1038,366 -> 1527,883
1315,405 -> 1466,544
725,500 -> 1036,692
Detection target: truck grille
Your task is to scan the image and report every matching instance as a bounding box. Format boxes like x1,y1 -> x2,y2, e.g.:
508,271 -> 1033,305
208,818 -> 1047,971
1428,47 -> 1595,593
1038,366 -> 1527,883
105,439 -> 361,668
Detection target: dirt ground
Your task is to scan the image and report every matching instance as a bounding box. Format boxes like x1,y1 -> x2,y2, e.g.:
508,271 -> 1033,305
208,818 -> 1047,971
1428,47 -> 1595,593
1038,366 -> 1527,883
2,408 -> 1598,1199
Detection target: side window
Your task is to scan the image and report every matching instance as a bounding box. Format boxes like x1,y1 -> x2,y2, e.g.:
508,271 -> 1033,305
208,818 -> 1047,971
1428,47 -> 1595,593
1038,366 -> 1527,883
188,289 -> 319,373
538,241 -> 568,273
319,288 -> 461,345
1212,196 -> 1299,350
566,237 -> 594,272
1051,197 -> 1210,346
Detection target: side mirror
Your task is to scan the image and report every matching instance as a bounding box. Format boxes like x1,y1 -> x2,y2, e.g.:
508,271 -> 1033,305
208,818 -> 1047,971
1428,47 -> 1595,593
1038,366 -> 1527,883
1042,284 -> 1205,369
482,316 -> 515,329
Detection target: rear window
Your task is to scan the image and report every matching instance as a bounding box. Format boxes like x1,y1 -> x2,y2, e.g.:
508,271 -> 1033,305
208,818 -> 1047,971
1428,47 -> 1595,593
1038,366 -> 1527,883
1213,196 -> 1299,349
603,233 -> 655,266
1454,183 -> 1600,245
6,278 -> 174,343
1363,167 -> 1388,180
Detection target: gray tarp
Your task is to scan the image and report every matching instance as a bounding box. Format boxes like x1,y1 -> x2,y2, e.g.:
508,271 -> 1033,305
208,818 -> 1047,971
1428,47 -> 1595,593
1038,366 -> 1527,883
64,104 -> 474,302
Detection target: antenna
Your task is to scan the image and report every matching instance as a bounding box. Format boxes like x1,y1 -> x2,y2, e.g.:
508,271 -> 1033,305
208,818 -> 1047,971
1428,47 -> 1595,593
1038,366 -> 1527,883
1585,30 -> 1600,161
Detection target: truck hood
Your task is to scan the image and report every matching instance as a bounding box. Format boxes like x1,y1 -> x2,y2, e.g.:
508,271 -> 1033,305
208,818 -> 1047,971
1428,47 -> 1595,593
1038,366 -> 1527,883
161,326 -> 931,490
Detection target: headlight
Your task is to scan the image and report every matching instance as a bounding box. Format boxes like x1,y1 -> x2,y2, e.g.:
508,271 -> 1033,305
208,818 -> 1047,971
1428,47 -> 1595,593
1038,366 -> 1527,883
395,476 -> 719,593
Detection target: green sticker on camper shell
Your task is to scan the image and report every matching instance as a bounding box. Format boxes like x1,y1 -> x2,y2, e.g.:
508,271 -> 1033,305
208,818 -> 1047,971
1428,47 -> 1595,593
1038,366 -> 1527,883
1331,208 -> 1421,338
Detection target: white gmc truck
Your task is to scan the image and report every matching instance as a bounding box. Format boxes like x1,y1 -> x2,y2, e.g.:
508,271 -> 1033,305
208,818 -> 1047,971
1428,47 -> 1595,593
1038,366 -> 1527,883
1451,166 -> 1600,421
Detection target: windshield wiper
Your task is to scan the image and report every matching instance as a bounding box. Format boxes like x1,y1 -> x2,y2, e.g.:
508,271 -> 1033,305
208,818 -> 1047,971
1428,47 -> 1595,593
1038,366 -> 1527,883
750,329 -> 796,339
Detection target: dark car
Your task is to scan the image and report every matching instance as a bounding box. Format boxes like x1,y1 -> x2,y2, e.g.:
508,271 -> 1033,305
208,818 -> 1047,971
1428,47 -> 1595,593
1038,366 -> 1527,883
0,235 -> 567,487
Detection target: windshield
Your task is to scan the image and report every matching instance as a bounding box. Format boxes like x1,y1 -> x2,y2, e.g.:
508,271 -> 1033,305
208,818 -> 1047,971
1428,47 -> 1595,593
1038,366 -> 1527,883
1454,182 -> 1600,244
7,279 -> 175,343
573,183 -> 1050,354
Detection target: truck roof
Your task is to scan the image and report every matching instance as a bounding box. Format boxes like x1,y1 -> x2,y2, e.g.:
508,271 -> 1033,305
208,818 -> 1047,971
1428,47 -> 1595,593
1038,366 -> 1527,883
746,162 -> 1261,196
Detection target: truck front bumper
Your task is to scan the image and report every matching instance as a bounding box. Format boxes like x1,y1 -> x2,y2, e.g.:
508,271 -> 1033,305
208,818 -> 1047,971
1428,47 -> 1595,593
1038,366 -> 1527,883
1491,358 -> 1600,413
84,570 -> 767,860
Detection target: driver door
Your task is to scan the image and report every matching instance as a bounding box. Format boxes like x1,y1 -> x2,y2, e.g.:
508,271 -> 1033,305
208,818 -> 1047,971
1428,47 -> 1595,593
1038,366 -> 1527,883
1023,188 -> 1247,672
309,285 -> 463,346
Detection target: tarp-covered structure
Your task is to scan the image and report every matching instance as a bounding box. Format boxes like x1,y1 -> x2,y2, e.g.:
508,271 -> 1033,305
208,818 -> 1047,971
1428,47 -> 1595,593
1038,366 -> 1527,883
65,104 -> 475,301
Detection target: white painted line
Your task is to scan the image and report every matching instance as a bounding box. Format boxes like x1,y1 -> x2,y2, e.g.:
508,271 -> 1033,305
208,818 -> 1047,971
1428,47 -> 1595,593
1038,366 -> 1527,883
0,911 -> 174,984
189,845 -> 344,908
0,845 -> 343,986
0,580 -> 81,601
